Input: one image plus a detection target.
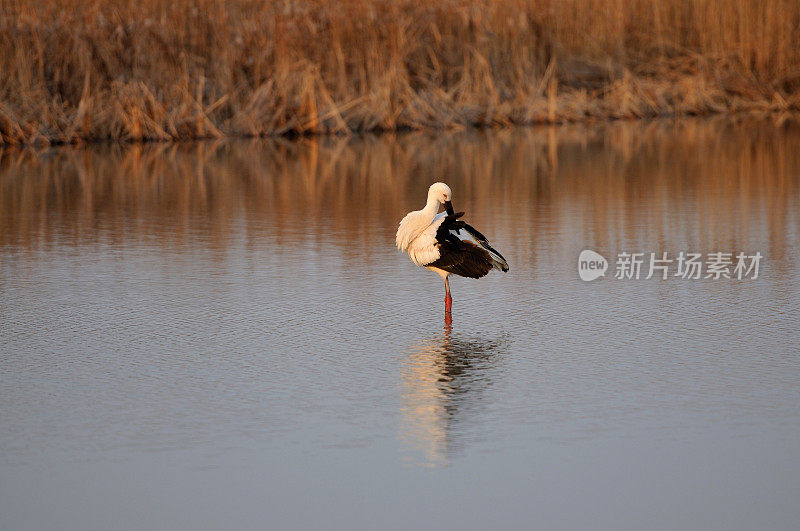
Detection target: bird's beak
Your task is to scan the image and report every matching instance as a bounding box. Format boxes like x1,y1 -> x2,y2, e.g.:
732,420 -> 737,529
444,200 -> 454,216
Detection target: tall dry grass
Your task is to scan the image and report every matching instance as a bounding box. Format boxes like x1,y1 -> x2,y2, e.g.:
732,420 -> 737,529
1,0 -> 799,144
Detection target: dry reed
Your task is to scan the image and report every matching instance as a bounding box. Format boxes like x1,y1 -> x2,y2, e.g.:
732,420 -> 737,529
1,0 -> 800,145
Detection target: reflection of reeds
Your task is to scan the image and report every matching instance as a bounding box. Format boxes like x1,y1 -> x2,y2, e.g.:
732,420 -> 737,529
1,0 -> 800,145
2,117 -> 798,265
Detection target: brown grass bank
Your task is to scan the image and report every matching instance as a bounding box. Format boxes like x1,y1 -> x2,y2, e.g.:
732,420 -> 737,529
1,0 -> 800,145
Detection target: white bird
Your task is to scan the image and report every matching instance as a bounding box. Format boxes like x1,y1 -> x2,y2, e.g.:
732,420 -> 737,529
396,182 -> 509,314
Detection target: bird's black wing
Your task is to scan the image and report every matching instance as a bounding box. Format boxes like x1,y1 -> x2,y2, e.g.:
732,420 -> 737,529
461,222 -> 508,264
427,212 -> 493,279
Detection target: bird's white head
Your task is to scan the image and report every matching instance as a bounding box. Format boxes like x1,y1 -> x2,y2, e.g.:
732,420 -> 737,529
427,182 -> 452,205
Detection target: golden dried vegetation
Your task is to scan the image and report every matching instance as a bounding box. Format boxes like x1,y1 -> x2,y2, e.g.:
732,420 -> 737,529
1,0 -> 799,145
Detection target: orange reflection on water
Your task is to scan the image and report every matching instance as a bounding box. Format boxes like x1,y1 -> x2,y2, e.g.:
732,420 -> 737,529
1,116 -> 799,270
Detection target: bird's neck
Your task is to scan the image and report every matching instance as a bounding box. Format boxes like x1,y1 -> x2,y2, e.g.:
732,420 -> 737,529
422,198 -> 440,217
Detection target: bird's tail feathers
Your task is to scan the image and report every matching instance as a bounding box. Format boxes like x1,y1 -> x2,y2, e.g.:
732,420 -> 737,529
489,250 -> 509,272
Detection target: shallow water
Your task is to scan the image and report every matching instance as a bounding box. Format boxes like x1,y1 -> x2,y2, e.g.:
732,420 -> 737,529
1,117 -> 800,530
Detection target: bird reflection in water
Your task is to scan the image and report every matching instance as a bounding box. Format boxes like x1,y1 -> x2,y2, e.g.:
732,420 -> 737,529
399,320 -> 506,467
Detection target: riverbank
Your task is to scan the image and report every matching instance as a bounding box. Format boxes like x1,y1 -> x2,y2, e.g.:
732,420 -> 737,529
2,0 -> 799,145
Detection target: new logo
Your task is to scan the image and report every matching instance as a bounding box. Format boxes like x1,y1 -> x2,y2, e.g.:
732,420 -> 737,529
578,250 -> 608,281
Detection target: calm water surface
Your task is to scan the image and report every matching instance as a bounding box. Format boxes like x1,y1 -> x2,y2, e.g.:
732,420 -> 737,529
2,118 -> 800,530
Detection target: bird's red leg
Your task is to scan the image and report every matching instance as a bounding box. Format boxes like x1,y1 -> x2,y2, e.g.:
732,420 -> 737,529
444,276 -> 452,314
